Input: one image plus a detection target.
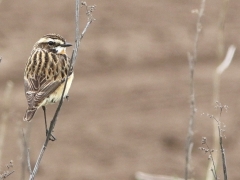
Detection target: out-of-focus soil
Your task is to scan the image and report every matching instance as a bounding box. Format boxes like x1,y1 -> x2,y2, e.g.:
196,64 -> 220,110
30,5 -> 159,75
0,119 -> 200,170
1,0 -> 240,179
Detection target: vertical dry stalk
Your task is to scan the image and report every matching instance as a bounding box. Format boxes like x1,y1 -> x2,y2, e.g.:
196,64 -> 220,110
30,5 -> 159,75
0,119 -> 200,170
0,81 -> 14,170
206,46 -> 235,180
185,0 -> 206,179
19,122 -> 31,180
207,1 -> 230,180
27,1 -> 95,180
210,103 -> 228,180
218,124 -> 227,180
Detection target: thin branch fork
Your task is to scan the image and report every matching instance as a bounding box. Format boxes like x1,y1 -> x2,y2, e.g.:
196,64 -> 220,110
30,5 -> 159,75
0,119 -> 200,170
27,1 -> 95,179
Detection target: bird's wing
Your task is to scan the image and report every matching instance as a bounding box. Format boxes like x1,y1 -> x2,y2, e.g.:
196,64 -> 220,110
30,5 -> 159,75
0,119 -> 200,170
24,76 -> 62,109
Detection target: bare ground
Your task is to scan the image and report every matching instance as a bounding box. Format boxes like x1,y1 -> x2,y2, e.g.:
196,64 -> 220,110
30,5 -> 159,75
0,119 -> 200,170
1,0 -> 240,180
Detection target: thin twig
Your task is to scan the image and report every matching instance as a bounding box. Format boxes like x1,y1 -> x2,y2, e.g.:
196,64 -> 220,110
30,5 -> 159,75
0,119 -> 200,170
206,1 -> 230,180
22,130 -> 32,174
205,142 -> 218,180
72,1 -> 95,66
202,103 -> 228,180
0,170 -> 14,179
45,0 -> 81,147
20,121 -> 31,180
28,1 -> 95,179
212,103 -> 228,180
0,161 -> 14,179
208,46 -> 235,180
185,0 -> 206,179
219,130 -> 227,180
28,0 -> 80,178
0,81 -> 13,171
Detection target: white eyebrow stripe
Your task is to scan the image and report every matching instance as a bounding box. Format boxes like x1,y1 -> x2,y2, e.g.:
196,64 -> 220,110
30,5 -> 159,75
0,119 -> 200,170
37,38 -> 52,43
37,38 -> 64,45
54,39 -> 64,44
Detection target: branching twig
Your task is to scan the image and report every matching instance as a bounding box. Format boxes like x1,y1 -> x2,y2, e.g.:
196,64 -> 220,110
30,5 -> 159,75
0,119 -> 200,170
185,0 -> 206,179
0,161 -> 14,180
201,102 -> 228,180
72,1 -> 96,66
27,1 -> 95,179
199,137 -> 218,180
207,1 -> 231,179
207,46 -> 235,180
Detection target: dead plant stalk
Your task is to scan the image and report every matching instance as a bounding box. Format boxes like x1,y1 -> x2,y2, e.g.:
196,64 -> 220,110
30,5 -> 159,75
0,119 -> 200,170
26,1 -> 95,180
185,0 -> 206,179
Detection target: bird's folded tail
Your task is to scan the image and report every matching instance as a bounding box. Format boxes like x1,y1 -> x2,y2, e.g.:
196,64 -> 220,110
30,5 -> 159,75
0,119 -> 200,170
23,108 -> 37,121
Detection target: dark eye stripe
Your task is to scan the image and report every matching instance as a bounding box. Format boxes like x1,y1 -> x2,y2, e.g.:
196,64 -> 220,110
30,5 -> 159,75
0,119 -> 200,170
48,41 -> 55,45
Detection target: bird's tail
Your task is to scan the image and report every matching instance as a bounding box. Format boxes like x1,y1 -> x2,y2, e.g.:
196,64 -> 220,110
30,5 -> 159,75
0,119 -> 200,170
23,108 -> 37,121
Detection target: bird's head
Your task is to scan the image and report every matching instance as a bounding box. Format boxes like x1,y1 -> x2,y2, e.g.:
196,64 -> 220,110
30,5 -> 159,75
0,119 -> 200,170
34,34 -> 72,54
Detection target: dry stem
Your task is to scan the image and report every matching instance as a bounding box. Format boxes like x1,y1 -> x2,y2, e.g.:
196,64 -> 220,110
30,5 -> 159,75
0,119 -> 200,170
0,81 -> 14,170
185,0 -> 206,179
0,160 -> 14,179
208,45 -> 235,180
27,1 -> 95,179
207,1 -> 230,180
201,102 -> 228,180
212,102 -> 228,180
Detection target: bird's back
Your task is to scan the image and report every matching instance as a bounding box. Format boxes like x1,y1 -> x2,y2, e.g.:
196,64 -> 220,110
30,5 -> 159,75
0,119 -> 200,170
23,48 -> 72,121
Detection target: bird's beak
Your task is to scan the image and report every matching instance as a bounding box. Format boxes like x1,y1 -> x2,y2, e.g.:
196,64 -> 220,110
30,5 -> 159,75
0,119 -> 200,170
61,43 -> 72,47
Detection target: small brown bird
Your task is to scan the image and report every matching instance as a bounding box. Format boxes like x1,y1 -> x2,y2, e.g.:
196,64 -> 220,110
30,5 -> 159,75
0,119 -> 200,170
23,34 -> 73,131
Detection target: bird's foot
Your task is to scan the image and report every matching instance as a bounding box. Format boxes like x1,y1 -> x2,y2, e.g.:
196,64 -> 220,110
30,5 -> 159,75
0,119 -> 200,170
46,130 -> 56,141
66,95 -> 69,101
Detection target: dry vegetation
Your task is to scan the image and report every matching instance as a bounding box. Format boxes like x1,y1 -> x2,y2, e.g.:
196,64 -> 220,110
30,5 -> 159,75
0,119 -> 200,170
0,0 -> 240,179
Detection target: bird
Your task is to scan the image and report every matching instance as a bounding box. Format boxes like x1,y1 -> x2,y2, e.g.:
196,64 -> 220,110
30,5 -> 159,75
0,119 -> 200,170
23,34 -> 73,139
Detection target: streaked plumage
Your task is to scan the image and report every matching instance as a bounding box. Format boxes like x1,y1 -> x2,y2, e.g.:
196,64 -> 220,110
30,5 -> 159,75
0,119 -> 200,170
23,34 -> 73,121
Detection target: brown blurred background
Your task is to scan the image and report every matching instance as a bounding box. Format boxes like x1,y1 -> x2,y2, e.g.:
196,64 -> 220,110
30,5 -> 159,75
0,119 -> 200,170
1,0 -> 240,179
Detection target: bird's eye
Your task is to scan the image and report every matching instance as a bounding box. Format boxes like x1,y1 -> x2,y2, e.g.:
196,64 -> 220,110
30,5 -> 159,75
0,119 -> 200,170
48,41 -> 55,45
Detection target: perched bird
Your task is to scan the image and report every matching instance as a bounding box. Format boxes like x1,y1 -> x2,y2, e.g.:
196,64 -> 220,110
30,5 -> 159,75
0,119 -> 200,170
23,34 -> 73,137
